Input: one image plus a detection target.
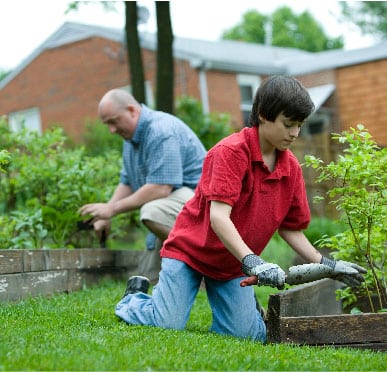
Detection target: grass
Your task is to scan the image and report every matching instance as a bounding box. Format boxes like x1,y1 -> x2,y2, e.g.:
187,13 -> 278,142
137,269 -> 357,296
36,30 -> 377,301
1,279 -> 385,371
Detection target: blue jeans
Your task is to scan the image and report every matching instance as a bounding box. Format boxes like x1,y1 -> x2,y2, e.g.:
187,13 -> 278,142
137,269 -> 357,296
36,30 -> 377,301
115,258 -> 267,342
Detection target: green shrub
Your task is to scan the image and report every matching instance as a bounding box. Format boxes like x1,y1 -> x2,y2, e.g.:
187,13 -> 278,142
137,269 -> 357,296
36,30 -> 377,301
305,125 -> 387,312
0,117 -> 123,248
303,217 -> 346,245
175,96 -> 233,150
82,118 -> 122,157
0,149 -> 10,173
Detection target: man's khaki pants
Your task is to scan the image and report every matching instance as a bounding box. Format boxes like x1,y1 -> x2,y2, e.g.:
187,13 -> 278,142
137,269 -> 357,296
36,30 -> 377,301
138,187 -> 194,283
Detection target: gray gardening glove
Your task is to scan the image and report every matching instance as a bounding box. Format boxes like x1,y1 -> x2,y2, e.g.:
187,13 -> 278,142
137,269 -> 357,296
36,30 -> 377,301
320,256 -> 367,288
241,254 -> 286,289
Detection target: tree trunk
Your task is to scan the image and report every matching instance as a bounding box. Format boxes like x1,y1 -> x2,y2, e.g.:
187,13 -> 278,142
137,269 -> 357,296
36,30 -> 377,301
155,1 -> 174,113
124,1 -> 146,103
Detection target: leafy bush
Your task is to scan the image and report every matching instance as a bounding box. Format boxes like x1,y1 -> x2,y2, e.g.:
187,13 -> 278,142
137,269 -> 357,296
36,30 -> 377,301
175,96 -> 233,150
303,217 -> 346,246
0,97 -> 233,250
82,118 -> 122,157
0,148 -> 10,173
0,117 -> 123,248
305,125 -> 386,312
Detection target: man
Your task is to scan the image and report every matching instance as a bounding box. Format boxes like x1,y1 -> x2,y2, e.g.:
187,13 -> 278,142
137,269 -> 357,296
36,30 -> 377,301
79,89 -> 206,283
114,76 -> 366,342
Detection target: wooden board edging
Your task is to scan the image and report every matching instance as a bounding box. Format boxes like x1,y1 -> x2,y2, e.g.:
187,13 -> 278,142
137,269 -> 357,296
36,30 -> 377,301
0,249 -> 142,301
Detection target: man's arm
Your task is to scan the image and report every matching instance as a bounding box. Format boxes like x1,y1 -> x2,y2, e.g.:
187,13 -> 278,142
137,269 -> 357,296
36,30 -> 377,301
79,183 -> 172,220
111,183 -> 173,215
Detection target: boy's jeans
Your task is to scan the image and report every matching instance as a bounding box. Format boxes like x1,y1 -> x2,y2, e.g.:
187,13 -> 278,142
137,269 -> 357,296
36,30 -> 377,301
115,258 -> 267,342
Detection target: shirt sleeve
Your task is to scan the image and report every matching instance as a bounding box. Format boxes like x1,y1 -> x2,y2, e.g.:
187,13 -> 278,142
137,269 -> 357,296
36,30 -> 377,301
280,165 -> 311,230
201,145 -> 247,205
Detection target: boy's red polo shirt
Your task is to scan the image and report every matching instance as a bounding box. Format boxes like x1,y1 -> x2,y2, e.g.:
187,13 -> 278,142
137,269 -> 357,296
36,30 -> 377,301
161,126 -> 310,280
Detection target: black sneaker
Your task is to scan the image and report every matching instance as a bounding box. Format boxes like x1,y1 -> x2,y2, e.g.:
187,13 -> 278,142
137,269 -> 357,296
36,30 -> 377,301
123,276 -> 150,298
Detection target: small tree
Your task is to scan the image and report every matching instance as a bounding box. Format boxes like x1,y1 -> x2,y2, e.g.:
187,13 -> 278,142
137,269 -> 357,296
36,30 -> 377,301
222,6 -> 344,52
305,125 -> 386,312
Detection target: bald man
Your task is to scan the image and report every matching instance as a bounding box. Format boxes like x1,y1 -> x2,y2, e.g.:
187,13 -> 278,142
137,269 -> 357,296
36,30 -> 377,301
79,90 -> 206,283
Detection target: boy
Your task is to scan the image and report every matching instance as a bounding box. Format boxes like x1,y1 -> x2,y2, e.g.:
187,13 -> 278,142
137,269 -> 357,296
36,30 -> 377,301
115,76 -> 365,342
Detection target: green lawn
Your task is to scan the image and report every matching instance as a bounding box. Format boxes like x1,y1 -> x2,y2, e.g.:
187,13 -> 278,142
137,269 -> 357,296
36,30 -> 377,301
1,280 -> 385,371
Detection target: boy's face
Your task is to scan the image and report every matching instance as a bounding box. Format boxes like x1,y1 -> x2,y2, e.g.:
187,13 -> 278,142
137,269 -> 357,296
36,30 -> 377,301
259,113 -> 303,151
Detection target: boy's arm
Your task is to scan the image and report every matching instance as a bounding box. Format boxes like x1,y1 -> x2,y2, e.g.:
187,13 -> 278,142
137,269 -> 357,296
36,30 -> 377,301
277,228 -> 322,263
278,228 -> 366,287
209,200 -> 252,261
210,201 -> 285,288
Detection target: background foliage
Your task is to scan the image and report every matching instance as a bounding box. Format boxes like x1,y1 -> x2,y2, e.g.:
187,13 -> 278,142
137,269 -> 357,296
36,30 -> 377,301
222,6 -> 344,51
305,125 -> 386,312
339,1 -> 387,40
0,117 -> 122,248
0,97 -> 232,249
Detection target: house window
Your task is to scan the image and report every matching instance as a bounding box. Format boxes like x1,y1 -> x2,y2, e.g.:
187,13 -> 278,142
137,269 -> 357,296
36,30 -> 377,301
301,112 -> 331,137
8,107 -> 42,134
237,74 -> 260,126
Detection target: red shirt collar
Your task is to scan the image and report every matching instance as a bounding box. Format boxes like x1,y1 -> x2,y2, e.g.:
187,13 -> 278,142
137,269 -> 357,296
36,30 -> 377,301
246,126 -> 291,179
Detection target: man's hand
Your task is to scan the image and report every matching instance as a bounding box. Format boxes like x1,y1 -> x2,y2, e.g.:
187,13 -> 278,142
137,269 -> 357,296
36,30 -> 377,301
79,203 -> 115,220
94,219 -> 111,241
241,254 -> 286,289
320,256 -> 367,287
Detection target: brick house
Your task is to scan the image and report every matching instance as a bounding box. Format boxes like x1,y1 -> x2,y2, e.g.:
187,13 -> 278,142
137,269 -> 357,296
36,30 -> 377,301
1,21 -> 386,146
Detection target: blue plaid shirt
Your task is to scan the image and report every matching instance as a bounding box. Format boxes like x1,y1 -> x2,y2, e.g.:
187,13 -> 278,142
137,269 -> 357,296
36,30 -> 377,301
120,104 -> 206,190
120,105 -> 206,249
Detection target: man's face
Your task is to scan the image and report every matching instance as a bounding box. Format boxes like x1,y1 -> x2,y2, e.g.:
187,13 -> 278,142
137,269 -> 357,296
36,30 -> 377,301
259,113 -> 303,151
99,103 -> 135,140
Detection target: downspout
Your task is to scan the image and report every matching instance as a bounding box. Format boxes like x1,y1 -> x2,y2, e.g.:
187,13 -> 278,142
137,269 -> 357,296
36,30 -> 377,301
191,59 -> 210,114
198,67 -> 210,114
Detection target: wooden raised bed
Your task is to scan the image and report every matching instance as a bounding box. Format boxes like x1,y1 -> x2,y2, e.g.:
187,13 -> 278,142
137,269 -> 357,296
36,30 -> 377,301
0,249 -> 141,301
267,279 -> 387,351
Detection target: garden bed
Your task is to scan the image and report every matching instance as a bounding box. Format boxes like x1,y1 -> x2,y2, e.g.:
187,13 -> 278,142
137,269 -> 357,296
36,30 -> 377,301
266,279 -> 387,351
2,250 -> 385,351
0,249 -> 140,301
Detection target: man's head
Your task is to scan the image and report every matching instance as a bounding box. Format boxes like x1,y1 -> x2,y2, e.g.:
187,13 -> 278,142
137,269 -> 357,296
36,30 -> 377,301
98,89 -> 142,140
248,75 -> 315,127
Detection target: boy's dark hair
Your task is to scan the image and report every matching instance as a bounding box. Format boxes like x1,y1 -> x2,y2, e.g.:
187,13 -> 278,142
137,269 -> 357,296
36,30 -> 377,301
248,75 -> 315,127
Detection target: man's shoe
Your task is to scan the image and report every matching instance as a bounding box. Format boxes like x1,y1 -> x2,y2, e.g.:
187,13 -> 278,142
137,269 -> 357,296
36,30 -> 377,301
123,275 -> 150,298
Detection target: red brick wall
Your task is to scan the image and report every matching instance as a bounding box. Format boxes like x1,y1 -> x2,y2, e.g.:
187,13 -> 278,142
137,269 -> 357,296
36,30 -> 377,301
296,70 -> 336,88
0,37 -> 129,141
0,37 -> 240,142
336,60 -> 387,146
206,70 -> 244,129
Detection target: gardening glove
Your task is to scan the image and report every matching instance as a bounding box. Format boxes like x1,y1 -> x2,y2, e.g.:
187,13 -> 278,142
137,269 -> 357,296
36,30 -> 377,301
241,254 -> 286,289
320,256 -> 367,288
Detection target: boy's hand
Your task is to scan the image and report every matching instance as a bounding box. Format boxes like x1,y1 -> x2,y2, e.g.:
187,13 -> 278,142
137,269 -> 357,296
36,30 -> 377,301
241,254 -> 286,289
240,275 -> 258,287
320,256 -> 366,287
